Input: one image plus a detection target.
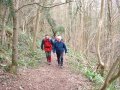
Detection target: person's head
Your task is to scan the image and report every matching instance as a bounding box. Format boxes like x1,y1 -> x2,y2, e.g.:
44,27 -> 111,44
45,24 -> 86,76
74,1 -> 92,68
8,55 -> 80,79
57,35 -> 62,42
45,34 -> 49,39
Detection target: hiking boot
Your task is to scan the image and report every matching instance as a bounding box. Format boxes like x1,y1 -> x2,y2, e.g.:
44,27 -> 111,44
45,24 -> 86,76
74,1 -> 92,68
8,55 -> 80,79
48,62 -> 51,65
58,64 -> 60,66
60,65 -> 63,69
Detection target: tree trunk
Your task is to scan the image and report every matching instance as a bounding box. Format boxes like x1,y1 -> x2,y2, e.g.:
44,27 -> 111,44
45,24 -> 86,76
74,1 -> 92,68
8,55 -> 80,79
106,0 -> 112,71
116,0 -> 120,13
68,1 -> 72,45
80,10 -> 84,52
33,0 -> 41,51
45,8 -> 56,37
96,0 -> 105,76
1,6 -> 7,46
8,0 -> 18,74
45,0 -> 56,37
101,56 -> 120,90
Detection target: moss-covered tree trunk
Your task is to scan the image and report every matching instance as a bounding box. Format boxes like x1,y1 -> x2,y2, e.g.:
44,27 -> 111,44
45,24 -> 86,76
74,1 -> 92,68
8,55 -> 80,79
44,0 -> 57,37
45,8 -> 57,37
8,0 -> 18,74
1,6 -> 7,46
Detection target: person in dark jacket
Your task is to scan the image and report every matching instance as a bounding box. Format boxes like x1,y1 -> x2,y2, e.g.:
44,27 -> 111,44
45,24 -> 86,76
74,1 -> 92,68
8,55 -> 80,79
53,36 -> 67,68
41,34 -> 53,65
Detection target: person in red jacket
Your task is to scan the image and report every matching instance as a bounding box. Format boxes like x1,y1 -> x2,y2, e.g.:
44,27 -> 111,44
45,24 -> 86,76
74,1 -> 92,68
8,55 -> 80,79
41,34 -> 53,65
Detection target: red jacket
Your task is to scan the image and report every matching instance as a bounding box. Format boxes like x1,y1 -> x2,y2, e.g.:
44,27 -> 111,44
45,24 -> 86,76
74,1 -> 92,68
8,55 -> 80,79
41,39 -> 53,52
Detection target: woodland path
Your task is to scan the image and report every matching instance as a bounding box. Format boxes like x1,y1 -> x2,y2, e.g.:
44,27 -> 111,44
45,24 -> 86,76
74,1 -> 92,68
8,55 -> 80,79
0,55 -> 92,90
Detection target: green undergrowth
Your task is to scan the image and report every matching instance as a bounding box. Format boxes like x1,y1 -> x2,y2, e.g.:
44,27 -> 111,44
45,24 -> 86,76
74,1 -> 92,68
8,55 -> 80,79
67,47 -> 104,89
18,33 -> 44,68
67,47 -> 120,90
18,49 -> 44,68
0,33 -> 45,70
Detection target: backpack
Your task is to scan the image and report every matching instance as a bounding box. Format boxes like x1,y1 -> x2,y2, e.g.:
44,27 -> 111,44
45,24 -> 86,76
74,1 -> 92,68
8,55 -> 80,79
44,39 -> 52,48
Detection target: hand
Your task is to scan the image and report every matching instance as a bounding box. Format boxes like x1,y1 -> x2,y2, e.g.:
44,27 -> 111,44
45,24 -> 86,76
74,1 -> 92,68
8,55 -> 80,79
53,53 -> 56,56
41,48 -> 43,51
53,53 -> 57,60
65,51 -> 68,54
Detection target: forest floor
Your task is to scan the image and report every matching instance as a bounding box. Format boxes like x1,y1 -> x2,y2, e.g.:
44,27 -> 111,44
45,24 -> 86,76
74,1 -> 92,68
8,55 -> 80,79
0,55 -> 93,90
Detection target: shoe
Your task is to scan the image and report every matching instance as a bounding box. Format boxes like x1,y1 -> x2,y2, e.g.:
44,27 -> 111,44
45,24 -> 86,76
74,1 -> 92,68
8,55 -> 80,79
60,65 -> 63,69
48,62 -> 51,65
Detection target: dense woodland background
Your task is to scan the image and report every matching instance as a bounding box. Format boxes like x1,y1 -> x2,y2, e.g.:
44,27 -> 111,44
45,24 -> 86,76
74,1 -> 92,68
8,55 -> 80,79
0,0 -> 120,90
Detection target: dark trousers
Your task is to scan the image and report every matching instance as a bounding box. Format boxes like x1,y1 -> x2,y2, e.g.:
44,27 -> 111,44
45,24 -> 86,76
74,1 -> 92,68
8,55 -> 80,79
56,52 -> 64,66
45,51 -> 51,62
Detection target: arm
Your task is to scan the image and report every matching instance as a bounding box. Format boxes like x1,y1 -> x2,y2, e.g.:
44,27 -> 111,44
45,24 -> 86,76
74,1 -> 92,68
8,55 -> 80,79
63,43 -> 67,53
50,39 -> 54,46
41,39 -> 44,50
53,42 -> 56,53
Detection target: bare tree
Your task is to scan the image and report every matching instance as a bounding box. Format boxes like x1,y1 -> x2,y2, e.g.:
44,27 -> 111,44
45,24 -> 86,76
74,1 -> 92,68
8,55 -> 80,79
32,0 -> 41,51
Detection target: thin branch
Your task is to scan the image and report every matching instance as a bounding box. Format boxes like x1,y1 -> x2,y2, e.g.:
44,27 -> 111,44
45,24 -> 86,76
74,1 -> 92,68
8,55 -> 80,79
89,0 -> 95,7
15,1 -> 74,13
112,14 -> 120,23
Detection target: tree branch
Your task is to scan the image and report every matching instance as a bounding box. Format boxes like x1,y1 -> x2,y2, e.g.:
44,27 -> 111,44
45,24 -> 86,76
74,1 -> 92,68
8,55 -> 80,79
15,1 -> 74,13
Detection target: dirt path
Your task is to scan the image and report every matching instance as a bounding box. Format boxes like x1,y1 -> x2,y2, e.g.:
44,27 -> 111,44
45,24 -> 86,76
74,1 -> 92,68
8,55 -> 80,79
0,57 -> 92,90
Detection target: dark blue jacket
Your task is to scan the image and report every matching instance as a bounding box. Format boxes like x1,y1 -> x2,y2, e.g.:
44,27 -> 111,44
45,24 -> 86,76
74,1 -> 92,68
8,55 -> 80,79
53,41 -> 67,53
